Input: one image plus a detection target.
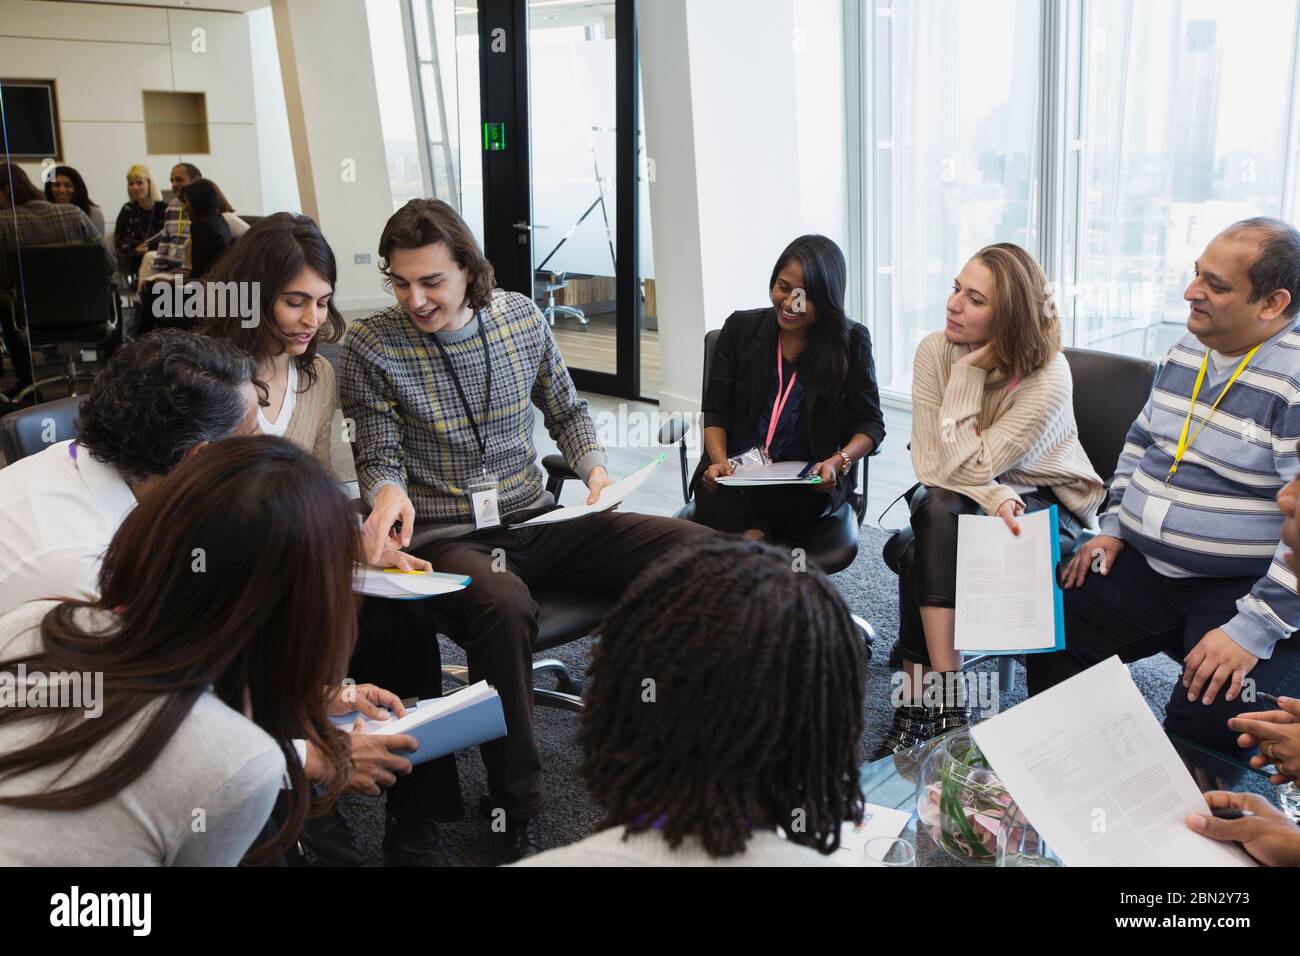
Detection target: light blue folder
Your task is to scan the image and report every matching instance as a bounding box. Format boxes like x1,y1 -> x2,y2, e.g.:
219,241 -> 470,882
964,504 -> 1066,656
331,691 -> 506,766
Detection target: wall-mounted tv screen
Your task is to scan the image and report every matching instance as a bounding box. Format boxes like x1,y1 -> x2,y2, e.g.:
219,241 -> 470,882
0,79 -> 61,161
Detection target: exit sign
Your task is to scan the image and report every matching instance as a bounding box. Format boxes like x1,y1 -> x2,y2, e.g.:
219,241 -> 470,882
484,122 -> 506,151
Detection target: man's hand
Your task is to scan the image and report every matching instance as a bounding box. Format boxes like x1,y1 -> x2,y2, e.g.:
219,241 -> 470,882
810,459 -> 839,492
1062,534 -> 1125,589
994,498 -> 1024,536
1230,696 -> 1300,784
347,721 -> 417,796
1183,628 -> 1259,705
1185,791 -> 1300,867
373,545 -> 432,572
363,485 -> 414,565
957,342 -> 999,371
585,465 -> 611,506
325,682 -> 407,720
703,460 -> 734,490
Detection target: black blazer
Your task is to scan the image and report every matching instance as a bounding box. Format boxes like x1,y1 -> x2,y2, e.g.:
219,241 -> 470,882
692,307 -> 886,512
189,213 -> 231,280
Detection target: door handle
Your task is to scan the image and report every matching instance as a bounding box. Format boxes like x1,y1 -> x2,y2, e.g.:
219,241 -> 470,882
512,221 -> 531,232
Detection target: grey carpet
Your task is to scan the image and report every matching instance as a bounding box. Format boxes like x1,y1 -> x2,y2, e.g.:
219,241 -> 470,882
320,523 -> 1191,867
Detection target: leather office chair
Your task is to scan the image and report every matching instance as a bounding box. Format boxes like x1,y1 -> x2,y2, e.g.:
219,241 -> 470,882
542,328 -> 876,649
0,395 -> 85,463
3,244 -> 120,404
882,346 -> 1158,688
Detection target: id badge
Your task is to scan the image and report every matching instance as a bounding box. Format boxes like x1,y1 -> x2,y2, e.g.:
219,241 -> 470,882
727,445 -> 770,472
468,475 -> 501,529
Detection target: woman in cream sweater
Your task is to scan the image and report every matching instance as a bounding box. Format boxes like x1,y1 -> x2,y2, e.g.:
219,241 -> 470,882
877,242 -> 1104,756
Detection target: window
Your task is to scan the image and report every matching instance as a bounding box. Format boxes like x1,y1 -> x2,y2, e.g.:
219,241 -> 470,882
859,0 -> 1300,396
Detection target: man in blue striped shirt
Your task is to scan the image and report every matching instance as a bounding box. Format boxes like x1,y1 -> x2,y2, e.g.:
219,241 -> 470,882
1030,218 -> 1300,755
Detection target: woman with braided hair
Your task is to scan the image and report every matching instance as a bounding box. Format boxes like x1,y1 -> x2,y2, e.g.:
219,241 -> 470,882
517,536 -> 869,866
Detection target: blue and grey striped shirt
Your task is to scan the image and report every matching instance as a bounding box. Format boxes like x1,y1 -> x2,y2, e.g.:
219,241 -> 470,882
1099,319 -> 1300,658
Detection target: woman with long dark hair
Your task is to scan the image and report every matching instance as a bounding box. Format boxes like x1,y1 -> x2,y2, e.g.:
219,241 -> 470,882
692,234 -> 885,539
0,436 -> 357,865
45,164 -> 105,238
179,178 -> 231,280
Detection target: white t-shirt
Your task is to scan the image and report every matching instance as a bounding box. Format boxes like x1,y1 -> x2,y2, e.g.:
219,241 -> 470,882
0,440 -> 136,617
257,362 -> 298,438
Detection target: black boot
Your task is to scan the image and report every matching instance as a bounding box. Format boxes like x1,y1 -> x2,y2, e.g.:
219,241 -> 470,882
872,704 -> 933,760
926,670 -> 971,737
383,812 -> 462,867
493,816 -> 543,865
299,803 -> 364,867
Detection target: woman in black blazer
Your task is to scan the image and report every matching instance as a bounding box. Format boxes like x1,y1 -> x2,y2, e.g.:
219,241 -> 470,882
692,235 -> 885,539
180,177 -> 232,280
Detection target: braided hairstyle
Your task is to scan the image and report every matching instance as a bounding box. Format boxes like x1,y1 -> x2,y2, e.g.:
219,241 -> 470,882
581,536 -> 868,858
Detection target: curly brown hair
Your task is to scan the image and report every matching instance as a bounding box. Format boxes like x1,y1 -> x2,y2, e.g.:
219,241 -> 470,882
378,199 -> 495,311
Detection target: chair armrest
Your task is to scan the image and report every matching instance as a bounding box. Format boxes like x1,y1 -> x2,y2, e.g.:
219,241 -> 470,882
542,454 -> 578,499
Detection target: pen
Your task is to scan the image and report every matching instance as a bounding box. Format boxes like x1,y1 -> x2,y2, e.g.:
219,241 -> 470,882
381,568 -> 428,575
1211,807 -> 1253,820
1257,692 -> 1281,708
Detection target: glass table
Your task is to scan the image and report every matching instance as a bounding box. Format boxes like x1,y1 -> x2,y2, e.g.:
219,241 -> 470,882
857,730 -> 1282,867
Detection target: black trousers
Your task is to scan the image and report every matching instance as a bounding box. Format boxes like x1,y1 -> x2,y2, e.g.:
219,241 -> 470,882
1026,545 -> 1300,755
0,289 -> 33,387
692,479 -> 832,535
348,595 -> 464,822
897,485 -> 1080,666
414,511 -> 712,819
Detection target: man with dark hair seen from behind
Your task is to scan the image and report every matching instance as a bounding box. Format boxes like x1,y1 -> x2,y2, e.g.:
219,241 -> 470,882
1032,217 -> 1300,755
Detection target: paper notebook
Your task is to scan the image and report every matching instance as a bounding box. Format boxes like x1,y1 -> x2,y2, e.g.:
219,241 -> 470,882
330,682 -> 506,767
353,567 -> 470,600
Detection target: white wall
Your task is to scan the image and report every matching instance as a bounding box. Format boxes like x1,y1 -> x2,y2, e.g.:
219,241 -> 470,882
639,0 -> 805,413
273,0 -> 394,312
0,0 -> 264,222
248,5 -> 300,215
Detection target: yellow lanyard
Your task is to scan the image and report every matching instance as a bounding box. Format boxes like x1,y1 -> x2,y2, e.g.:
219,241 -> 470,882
1167,345 -> 1260,484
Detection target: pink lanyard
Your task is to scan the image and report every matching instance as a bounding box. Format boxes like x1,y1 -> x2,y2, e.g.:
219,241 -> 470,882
764,338 -> 798,453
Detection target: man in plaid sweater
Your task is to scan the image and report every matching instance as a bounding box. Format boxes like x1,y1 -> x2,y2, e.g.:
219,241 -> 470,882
341,199 -> 710,864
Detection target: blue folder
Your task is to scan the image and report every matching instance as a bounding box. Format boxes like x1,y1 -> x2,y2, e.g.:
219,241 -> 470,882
331,691 -> 507,766
971,504 -> 1066,656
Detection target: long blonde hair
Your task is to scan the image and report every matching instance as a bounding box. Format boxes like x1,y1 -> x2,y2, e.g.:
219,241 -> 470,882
125,164 -> 161,203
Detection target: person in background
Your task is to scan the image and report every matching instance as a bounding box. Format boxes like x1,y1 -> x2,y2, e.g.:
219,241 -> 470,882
113,164 -> 168,277
878,243 -> 1103,756
142,162 -> 201,282
1033,218 -> 1300,756
0,163 -> 114,397
341,198 -> 712,863
201,215 -> 460,865
518,537 -> 869,866
179,178 -> 231,281
0,437 -> 357,865
208,180 -> 250,239
693,234 -> 885,540
44,165 -> 105,239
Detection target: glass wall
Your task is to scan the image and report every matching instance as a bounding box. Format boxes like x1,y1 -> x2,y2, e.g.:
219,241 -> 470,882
864,0 -> 1300,394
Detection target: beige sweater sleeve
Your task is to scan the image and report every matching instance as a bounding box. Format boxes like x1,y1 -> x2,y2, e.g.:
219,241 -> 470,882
911,334 -> 1029,515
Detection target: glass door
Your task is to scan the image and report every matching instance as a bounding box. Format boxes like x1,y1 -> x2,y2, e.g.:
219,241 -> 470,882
477,0 -> 642,398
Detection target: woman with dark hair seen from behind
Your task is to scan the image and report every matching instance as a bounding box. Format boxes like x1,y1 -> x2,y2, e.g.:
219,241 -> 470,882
0,436 -> 357,865
693,234 -> 885,541
877,242 -> 1103,757
179,178 -> 231,280
45,164 -> 105,238
518,536 -> 869,866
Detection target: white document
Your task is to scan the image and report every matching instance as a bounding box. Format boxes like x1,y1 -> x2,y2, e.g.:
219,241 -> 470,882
835,803 -> 913,867
353,566 -> 469,599
341,681 -> 499,737
970,656 -> 1255,867
716,459 -> 820,487
954,507 -> 1062,653
515,453 -> 665,527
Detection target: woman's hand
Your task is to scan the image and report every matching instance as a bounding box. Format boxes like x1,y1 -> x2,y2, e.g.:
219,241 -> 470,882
994,498 -> 1024,536
957,342 -> 999,371
810,459 -> 840,492
1229,697 -> 1300,784
1185,791 -> 1300,867
703,459 -> 734,490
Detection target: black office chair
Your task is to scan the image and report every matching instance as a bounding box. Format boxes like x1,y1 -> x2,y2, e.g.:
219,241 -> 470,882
542,328 -> 876,648
3,244 -> 120,404
0,394 -> 85,463
882,346 -> 1158,687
